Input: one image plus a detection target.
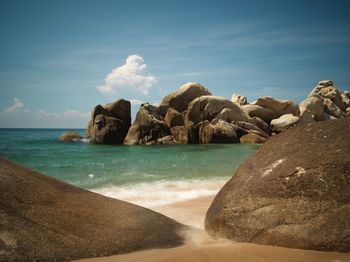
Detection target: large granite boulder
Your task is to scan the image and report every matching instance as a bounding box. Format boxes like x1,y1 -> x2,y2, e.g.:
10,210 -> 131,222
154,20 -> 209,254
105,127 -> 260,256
307,80 -> 349,119
0,157 -> 186,261
270,114 -> 300,132
231,94 -> 247,106
158,82 -> 211,116
254,96 -> 300,117
170,126 -> 196,144
241,104 -> 278,124
184,96 -> 250,128
198,119 -> 238,144
341,91 -> 350,108
239,133 -> 266,144
205,117 -> 350,252
164,108 -> 184,128
323,98 -> 347,119
124,103 -> 170,145
87,99 -> 131,144
299,96 -> 324,121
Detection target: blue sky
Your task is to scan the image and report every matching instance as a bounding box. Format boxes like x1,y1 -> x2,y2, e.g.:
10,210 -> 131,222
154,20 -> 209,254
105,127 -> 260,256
1,0 -> 350,128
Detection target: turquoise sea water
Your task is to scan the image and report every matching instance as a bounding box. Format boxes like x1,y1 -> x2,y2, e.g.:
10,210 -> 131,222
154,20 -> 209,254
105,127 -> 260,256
0,128 -> 258,206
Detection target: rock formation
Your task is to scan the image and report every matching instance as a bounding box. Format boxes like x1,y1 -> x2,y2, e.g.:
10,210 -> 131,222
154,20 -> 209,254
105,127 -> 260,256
270,114 -> 300,132
198,119 -> 238,144
87,99 -> 131,144
85,79 -> 349,145
253,96 -> 300,117
184,96 -> 250,128
231,93 -> 247,106
124,103 -> 170,145
0,157 -> 185,261
241,104 -> 278,124
158,82 -> 211,116
205,117 -> 350,252
300,80 -> 350,121
59,131 -> 82,142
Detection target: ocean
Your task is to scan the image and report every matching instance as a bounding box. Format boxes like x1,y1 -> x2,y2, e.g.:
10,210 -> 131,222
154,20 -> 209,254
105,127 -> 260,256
0,128 -> 259,207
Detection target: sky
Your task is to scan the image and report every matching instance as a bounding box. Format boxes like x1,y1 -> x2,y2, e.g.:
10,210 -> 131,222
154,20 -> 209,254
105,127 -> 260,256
0,0 -> 350,128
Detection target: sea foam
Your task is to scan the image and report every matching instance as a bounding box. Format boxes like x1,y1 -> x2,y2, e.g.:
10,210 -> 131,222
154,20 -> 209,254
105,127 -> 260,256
92,178 -> 229,208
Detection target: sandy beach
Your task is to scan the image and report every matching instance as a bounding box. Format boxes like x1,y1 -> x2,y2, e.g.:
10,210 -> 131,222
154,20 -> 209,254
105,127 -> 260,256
78,195 -> 350,262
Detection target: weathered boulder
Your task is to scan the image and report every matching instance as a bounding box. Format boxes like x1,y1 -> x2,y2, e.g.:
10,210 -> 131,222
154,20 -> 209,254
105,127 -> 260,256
198,119 -> 238,144
241,104 -> 278,124
239,133 -> 266,144
87,99 -> 131,144
184,96 -> 250,128
234,121 -> 269,138
308,80 -> 333,97
341,91 -> 350,108
298,109 -> 316,124
231,94 -> 247,106
299,96 -> 324,121
59,131 -> 82,142
270,114 -> 300,132
0,157 -> 186,261
254,96 -> 300,117
214,107 -> 250,123
250,117 -> 271,135
170,126 -> 198,144
158,82 -> 212,116
124,103 -> 170,145
205,117 -> 350,252
157,135 -> 175,145
164,108 -> 184,128
323,98 -> 347,119
308,80 -> 349,118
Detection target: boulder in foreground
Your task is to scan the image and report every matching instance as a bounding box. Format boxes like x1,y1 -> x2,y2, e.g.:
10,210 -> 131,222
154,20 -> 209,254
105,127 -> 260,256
205,117 -> 350,252
0,157 -> 185,261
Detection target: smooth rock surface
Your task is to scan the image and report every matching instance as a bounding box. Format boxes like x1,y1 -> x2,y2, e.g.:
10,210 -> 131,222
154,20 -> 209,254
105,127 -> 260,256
241,104 -> 278,124
0,157 -> 186,261
299,96 -> 324,121
185,96 -> 250,128
231,94 -> 247,106
158,82 -> 211,116
270,114 -> 300,132
254,97 -> 300,117
239,133 -> 266,144
205,117 -> 350,252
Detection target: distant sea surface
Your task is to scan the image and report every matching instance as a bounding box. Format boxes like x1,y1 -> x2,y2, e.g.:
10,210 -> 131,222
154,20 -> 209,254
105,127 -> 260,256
0,128 -> 259,207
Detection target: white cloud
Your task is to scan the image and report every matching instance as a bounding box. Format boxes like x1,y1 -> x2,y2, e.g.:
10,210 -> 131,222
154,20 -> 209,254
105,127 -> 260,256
97,54 -> 157,96
4,97 -> 24,112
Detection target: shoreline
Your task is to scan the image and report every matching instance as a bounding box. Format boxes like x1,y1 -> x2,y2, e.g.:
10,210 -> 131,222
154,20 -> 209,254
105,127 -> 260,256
77,195 -> 350,262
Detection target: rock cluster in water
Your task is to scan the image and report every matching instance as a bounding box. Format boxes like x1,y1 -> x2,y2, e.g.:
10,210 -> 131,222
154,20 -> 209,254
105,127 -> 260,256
86,99 -> 131,144
85,80 -> 350,145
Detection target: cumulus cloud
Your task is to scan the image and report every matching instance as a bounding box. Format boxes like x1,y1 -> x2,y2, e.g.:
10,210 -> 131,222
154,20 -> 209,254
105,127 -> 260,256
97,55 -> 157,96
4,97 -> 24,112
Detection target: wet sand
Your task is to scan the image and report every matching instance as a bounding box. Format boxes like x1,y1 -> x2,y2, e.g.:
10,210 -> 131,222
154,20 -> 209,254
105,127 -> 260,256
78,195 -> 350,262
